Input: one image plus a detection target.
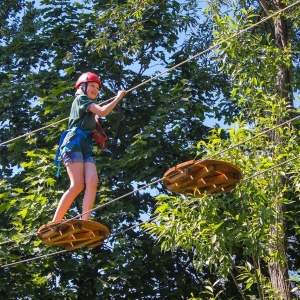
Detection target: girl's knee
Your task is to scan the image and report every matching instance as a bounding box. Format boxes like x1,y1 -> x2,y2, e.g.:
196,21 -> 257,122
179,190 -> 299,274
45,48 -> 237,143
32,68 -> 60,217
70,183 -> 85,194
86,175 -> 98,188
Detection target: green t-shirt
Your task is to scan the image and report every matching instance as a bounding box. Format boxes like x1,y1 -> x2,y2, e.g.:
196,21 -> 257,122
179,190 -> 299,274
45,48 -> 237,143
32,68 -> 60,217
61,91 -> 96,152
68,93 -> 96,131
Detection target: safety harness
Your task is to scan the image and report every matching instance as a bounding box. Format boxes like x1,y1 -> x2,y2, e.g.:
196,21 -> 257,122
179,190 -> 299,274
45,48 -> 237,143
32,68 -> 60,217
54,116 -> 108,177
91,115 -> 108,150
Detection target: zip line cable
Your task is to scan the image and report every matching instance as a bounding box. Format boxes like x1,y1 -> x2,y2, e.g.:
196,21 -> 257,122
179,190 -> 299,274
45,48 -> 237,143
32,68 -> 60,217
1,0 -> 299,147
1,112 -> 300,248
1,152 -> 299,269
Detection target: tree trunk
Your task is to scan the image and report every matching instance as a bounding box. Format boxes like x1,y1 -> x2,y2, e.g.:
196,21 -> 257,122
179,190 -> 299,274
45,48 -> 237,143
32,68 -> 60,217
259,0 -> 293,299
268,202 -> 291,299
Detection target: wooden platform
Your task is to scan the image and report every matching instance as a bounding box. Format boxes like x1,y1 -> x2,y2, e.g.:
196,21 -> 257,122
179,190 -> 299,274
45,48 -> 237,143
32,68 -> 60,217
162,159 -> 242,195
37,219 -> 109,250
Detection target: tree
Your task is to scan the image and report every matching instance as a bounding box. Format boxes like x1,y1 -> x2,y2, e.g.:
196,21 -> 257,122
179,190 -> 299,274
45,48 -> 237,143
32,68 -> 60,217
147,0 -> 300,299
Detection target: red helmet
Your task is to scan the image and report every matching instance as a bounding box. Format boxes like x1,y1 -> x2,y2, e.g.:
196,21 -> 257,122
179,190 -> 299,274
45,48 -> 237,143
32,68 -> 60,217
75,72 -> 103,89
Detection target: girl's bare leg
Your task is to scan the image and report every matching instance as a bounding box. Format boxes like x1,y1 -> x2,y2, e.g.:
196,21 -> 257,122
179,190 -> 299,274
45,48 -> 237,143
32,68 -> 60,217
52,162 -> 85,221
81,162 -> 98,220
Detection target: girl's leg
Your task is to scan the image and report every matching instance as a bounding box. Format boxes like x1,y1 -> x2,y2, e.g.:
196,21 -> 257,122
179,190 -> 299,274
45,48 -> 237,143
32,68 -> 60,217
81,162 -> 98,220
52,162 -> 85,221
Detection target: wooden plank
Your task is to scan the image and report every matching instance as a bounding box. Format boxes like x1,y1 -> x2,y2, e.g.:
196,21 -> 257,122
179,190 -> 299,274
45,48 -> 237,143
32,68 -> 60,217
43,227 -> 82,244
65,236 -> 104,250
162,159 -> 242,195
37,220 -> 110,250
166,165 -> 220,192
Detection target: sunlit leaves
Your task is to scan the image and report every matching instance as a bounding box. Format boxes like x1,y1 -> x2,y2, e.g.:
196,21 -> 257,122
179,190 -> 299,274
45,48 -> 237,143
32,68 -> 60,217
144,2 -> 300,298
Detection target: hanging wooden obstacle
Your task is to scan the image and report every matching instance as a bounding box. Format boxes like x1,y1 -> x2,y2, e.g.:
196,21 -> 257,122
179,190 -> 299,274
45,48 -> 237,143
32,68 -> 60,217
37,219 -> 109,250
162,159 -> 242,195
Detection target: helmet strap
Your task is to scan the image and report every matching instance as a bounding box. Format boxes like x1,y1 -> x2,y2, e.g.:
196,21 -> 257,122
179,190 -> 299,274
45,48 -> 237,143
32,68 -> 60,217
80,83 -> 88,94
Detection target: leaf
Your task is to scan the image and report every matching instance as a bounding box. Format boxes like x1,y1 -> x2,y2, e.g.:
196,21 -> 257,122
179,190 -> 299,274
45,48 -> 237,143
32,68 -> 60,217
204,285 -> 213,292
0,202 -> 10,213
245,282 -> 253,290
17,207 -> 28,219
211,234 -> 217,244
246,261 -> 252,271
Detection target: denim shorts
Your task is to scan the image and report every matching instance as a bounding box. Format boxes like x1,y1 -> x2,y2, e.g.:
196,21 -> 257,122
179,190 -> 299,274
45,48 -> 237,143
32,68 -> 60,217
62,151 -> 95,166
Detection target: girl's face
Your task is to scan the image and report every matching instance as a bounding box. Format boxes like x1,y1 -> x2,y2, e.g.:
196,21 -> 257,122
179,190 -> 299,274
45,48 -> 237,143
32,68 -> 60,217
86,82 -> 100,100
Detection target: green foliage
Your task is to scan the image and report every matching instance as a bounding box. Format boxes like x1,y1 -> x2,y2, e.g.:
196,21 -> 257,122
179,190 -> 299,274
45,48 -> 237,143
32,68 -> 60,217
144,1 -> 300,299
146,107 -> 300,297
0,0 -> 227,299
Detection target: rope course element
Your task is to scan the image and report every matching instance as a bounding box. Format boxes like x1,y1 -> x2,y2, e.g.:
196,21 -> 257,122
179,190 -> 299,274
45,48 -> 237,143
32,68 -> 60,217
0,116 -> 299,261
37,219 -> 110,250
1,0 -> 299,147
0,216 -> 158,269
162,159 -> 242,195
158,114 -> 300,192
1,152 -> 299,269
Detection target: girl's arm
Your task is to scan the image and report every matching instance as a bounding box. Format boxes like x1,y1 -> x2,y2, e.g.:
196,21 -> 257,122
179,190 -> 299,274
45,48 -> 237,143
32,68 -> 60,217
88,90 -> 127,117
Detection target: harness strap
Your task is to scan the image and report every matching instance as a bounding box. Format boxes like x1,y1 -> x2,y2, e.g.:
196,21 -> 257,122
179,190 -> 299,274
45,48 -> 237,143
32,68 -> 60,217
54,130 -> 69,168
91,115 -> 108,149
54,128 -> 91,177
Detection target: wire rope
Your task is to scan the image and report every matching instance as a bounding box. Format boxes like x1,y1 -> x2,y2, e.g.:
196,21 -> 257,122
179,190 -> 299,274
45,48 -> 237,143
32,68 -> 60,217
0,117 -> 68,146
0,249 -> 68,268
244,154 -> 300,181
1,0 -> 299,146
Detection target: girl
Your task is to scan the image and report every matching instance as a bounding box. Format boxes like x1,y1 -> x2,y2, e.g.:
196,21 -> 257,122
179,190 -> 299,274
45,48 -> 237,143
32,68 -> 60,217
53,72 -> 126,221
